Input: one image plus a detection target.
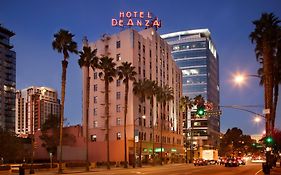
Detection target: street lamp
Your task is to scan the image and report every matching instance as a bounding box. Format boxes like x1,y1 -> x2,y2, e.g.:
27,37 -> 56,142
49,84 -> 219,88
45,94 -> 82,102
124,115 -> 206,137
133,115 -> 145,168
232,72 -> 272,171
233,72 -> 260,86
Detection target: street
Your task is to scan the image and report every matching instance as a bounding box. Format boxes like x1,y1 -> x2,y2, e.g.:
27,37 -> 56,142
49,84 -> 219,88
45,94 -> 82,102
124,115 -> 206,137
13,162 -> 267,175
89,163 -> 262,175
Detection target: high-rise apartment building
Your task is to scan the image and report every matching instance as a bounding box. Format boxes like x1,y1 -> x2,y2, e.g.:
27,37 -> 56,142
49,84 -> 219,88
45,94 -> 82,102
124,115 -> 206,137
162,29 -> 220,148
0,25 -> 16,131
15,86 -> 60,136
83,28 -> 183,162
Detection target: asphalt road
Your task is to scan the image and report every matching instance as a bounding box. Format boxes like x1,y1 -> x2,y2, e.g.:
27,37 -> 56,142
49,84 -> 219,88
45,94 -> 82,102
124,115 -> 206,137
73,163 -> 262,175
6,162 -> 264,175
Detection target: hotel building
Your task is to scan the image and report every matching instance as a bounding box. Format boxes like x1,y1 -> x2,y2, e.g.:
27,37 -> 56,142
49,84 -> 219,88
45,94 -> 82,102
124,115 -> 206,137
0,25 -> 16,132
83,28 -> 183,163
15,86 -> 60,136
161,29 -> 220,149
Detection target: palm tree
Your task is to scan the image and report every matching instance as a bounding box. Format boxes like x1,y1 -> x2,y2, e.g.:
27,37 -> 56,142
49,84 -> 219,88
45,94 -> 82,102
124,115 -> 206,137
156,85 -> 174,165
78,40 -> 98,171
179,96 -> 194,164
133,79 -> 148,167
117,62 -> 137,168
52,29 -> 77,174
250,13 -> 280,134
98,56 -> 117,170
143,80 -> 158,165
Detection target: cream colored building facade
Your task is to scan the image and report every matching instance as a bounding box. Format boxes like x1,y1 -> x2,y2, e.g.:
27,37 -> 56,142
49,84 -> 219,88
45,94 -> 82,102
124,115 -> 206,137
15,86 -> 60,136
82,28 -> 183,163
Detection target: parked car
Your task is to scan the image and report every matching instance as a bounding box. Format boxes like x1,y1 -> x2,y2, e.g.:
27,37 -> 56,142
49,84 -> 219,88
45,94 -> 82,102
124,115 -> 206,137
225,158 -> 239,167
194,158 -> 208,166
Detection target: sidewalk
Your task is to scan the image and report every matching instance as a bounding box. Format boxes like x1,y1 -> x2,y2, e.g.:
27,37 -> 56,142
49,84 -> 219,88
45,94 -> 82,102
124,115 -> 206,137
19,164 -> 166,175
270,166 -> 281,175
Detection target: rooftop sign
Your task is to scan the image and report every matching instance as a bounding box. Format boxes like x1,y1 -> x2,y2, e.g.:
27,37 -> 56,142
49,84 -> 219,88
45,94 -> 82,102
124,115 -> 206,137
112,11 -> 161,29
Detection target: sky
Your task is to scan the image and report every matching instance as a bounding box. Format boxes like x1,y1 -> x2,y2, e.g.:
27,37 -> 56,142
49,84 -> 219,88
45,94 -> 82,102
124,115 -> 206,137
1,0 -> 281,135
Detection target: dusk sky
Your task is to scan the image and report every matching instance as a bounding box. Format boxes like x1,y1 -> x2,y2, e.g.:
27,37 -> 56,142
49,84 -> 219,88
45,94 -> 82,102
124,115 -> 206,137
1,0 -> 281,135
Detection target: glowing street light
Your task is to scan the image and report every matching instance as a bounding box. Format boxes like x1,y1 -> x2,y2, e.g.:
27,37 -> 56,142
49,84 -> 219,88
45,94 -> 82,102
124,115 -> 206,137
232,72 -> 260,86
254,116 -> 262,123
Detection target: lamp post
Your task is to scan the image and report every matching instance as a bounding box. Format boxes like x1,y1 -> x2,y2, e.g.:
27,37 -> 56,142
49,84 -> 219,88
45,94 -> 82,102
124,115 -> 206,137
233,72 -> 272,170
133,115 -> 145,168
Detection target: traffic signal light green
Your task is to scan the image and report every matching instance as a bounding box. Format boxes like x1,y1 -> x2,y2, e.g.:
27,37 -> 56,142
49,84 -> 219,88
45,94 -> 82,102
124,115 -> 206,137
265,137 -> 273,143
196,107 -> 205,116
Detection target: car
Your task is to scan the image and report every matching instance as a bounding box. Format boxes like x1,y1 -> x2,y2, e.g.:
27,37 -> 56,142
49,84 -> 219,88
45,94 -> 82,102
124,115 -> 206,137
225,158 -> 239,167
237,157 -> 246,165
194,158 -> 208,166
208,160 -> 217,165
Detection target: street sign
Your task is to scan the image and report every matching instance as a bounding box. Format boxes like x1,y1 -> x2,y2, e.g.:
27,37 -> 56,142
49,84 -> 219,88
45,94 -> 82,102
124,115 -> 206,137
263,109 -> 270,114
206,110 -> 222,116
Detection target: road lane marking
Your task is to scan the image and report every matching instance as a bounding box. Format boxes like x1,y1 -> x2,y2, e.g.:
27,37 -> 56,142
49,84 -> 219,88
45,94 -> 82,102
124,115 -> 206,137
255,169 -> 262,175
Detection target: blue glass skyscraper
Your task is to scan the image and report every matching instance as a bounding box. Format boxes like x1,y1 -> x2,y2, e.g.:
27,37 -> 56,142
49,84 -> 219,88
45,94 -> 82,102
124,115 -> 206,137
162,29 -> 220,149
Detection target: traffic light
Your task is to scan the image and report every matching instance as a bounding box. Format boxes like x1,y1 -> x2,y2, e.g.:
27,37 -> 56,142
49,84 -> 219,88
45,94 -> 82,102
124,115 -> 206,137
252,143 -> 256,147
265,136 -> 273,144
264,136 -> 274,146
196,107 -> 205,116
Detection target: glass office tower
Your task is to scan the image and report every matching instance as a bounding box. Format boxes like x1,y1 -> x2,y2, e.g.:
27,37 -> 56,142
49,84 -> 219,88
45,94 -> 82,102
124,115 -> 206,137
0,25 -> 16,132
162,29 -> 220,149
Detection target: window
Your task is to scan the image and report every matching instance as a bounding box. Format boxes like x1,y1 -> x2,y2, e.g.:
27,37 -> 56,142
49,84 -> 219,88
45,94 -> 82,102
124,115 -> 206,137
116,117 -> 121,126
116,92 -> 121,100
138,41 -> 141,50
117,132 -> 121,140
93,108 -> 97,116
94,84 -> 98,91
94,72 -> 98,79
116,104 -> 121,112
116,41 -> 121,48
91,134 -> 97,142
93,121 -> 98,128
94,96 -> 97,103
116,80 -> 121,87
116,54 -> 121,61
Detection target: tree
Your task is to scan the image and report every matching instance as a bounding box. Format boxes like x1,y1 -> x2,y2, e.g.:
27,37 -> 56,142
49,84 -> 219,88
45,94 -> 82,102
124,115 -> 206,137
52,29 -> 77,173
0,130 -> 26,163
97,56 -> 117,169
40,115 -> 76,160
156,84 -> 174,165
117,62 -> 137,168
40,115 -> 60,157
180,96 -> 194,163
143,80 -> 158,165
219,127 -> 254,157
78,40 -> 98,171
250,13 -> 281,133
133,79 -> 150,167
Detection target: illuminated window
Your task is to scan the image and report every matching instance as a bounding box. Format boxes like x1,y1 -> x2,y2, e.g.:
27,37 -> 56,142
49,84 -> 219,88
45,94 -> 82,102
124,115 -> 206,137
116,104 -> 121,112
91,134 -> 97,142
116,117 -> 121,126
93,108 -> 97,116
93,121 -> 98,128
94,96 -> 97,103
117,132 -> 121,140
116,53 -> 121,61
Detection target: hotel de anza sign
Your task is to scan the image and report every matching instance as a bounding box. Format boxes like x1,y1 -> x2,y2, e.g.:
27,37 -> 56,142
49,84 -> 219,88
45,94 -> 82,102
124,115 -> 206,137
112,11 -> 162,29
